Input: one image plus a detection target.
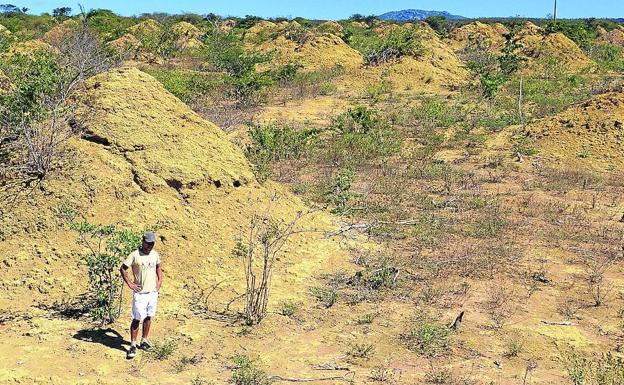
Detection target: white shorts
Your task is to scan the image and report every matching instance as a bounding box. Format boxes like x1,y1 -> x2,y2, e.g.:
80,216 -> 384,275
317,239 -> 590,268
132,291 -> 158,321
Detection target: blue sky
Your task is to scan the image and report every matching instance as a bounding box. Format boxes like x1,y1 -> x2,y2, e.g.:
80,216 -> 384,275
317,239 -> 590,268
15,1 -> 624,19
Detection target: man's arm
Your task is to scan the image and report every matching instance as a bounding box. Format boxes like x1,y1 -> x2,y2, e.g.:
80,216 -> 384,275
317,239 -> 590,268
120,264 -> 141,292
156,264 -> 163,291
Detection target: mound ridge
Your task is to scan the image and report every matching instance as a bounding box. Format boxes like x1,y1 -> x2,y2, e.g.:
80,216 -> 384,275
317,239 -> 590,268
108,33 -> 141,56
128,18 -> 162,37
42,19 -> 79,46
4,39 -> 55,57
515,23 -> 593,72
80,67 -> 254,191
337,23 -> 469,94
524,92 -> 624,169
170,21 -> 204,49
597,26 -> 624,48
255,30 -> 363,71
449,21 -> 508,51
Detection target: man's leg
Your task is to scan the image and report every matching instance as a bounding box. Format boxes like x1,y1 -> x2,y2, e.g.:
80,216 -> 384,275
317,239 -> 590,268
140,292 -> 157,349
142,316 -> 151,341
127,318 -> 140,359
130,319 -> 140,344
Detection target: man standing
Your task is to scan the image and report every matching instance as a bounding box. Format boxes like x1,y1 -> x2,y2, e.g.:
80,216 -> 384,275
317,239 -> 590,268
120,231 -> 163,359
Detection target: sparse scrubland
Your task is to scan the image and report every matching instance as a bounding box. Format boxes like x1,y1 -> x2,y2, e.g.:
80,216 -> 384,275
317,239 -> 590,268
1,7 -> 624,385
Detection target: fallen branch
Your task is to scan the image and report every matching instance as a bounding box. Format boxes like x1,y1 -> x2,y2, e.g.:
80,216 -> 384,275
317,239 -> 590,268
269,374 -> 354,383
541,320 -> 575,326
312,363 -> 350,371
326,219 -> 420,237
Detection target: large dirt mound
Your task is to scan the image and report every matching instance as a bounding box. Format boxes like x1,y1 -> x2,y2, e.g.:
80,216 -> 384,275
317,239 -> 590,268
42,19 -> 79,46
128,19 -> 162,37
523,92 -> 624,169
170,21 -> 204,49
596,26 -> 624,47
80,67 -> 253,190
243,20 -> 294,44
0,67 -> 347,312
108,33 -> 141,56
4,39 -> 56,57
449,21 -> 507,51
315,21 -> 344,36
515,23 -> 593,72
254,29 -> 363,71
337,23 -> 469,94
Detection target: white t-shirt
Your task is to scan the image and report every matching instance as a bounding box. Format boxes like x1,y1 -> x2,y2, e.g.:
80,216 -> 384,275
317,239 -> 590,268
123,249 -> 161,293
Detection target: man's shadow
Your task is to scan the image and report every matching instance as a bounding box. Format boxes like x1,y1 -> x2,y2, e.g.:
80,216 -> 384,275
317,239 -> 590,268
73,328 -> 129,353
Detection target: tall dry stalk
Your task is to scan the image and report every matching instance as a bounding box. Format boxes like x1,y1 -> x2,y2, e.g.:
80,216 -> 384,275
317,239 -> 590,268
234,198 -> 304,325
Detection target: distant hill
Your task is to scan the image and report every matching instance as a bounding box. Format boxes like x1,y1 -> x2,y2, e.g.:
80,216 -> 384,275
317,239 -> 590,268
379,9 -> 466,21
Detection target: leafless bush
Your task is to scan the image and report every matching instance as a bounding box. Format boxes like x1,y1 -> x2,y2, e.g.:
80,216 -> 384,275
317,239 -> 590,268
573,246 -> 622,307
234,198 -> 304,325
195,96 -> 255,132
557,296 -> 582,320
484,282 -> 515,329
0,16 -> 116,184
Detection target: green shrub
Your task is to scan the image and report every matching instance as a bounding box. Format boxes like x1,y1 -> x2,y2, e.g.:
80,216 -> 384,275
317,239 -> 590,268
473,201 -> 508,238
68,220 -> 142,325
480,72 -> 506,99
545,20 -> 597,51
403,320 -> 451,357
245,124 -> 319,181
231,355 -> 272,385
272,62 -> 303,84
511,136 -> 538,156
348,343 -> 375,359
310,286 -> 339,308
364,76 -> 392,100
355,313 -> 377,325
504,338 -> 524,358
412,97 -> 464,129
199,30 -> 273,106
364,27 -> 424,66
561,350 -> 624,385
248,124 -> 319,162
345,24 -> 423,66
150,339 -> 178,360
477,112 -> 520,132
319,82 -> 338,95
279,300 -> 299,317
0,51 -> 62,128
425,16 -> 454,37
86,9 -> 135,40
145,68 -> 225,103
326,106 -> 402,164
325,165 -> 356,214
591,44 -> 624,72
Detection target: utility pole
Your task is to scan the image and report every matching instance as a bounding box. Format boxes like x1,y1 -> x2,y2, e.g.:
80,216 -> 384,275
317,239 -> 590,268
553,0 -> 558,21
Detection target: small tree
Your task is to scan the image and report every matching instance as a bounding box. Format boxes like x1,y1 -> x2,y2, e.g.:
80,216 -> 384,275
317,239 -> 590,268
199,26 -> 272,107
234,201 -> 303,325
70,220 -> 142,325
52,6 -> 72,18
